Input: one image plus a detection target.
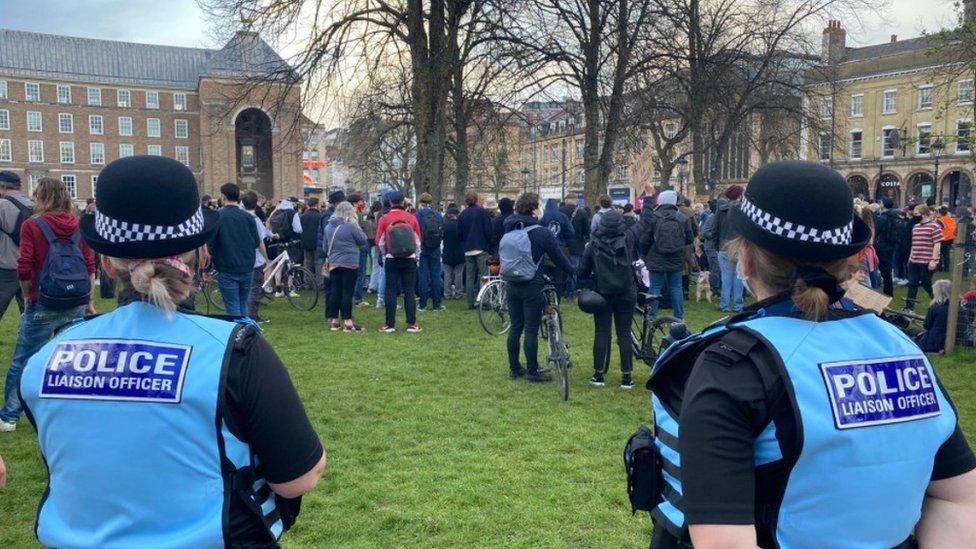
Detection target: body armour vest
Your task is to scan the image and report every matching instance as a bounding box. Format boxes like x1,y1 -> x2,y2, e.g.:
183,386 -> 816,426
650,302 -> 957,548
20,302 -> 283,548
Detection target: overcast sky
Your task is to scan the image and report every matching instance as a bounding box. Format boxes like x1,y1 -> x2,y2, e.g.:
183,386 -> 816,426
0,0 -> 963,49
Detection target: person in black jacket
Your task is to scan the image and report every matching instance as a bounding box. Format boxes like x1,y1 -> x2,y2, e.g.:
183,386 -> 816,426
490,197 -> 514,257
640,190 -> 693,319
503,193 -> 575,382
873,197 -> 903,296
580,210 -> 642,389
298,197 -> 323,268
561,195 -> 590,299
916,280 -> 951,353
441,205 -> 465,299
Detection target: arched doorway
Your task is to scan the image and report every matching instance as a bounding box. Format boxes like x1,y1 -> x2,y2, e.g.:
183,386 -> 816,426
847,175 -> 869,200
876,173 -> 901,205
943,170 -> 972,210
235,108 -> 274,198
907,172 -> 936,206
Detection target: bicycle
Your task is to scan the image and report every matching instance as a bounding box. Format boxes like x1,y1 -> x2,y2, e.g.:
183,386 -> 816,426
477,275 -> 510,335
541,277 -> 571,401
630,292 -> 681,368
198,268 -> 225,314
262,241 -> 319,311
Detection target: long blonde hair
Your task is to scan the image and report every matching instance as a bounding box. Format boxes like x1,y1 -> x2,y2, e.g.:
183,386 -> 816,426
108,252 -> 197,316
33,177 -> 72,215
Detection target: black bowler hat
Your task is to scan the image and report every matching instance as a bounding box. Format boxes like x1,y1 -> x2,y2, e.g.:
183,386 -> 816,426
729,161 -> 870,262
80,156 -> 219,259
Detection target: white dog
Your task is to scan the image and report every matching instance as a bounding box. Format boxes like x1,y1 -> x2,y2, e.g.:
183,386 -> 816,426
696,271 -> 712,303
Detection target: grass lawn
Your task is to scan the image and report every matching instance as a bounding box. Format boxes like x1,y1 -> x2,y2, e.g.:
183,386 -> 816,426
0,282 -> 973,547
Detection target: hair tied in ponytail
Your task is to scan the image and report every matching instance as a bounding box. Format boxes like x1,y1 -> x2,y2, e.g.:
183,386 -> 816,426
128,256 -> 193,278
794,265 -> 846,304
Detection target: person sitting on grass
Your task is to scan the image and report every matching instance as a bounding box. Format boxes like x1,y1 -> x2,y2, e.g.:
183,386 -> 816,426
915,279 -> 952,354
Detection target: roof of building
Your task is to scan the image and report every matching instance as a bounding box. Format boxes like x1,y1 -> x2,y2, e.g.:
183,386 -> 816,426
0,28 -> 293,89
843,35 -> 942,62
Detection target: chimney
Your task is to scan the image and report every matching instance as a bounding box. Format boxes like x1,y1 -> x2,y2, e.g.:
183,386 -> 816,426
821,20 -> 847,64
890,35 -> 898,43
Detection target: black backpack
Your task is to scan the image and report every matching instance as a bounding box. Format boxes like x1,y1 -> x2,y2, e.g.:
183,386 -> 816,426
879,211 -> 906,249
387,220 -> 417,258
623,424 -> 661,514
652,210 -> 686,255
592,236 -> 632,294
270,209 -> 297,241
1,196 -> 33,246
420,210 -> 443,249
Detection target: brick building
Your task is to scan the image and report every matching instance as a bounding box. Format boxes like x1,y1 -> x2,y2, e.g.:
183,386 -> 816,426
0,28 -> 303,203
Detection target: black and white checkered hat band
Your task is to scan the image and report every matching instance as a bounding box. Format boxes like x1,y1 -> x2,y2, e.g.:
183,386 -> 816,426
740,198 -> 852,245
94,208 -> 205,243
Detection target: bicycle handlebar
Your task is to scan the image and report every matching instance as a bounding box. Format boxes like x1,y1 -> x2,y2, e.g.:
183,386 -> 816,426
267,240 -> 302,250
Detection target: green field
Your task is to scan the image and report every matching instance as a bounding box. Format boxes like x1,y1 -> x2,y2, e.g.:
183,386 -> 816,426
0,284 -> 973,547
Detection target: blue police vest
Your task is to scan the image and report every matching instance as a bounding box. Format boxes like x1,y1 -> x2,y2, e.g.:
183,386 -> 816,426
20,302 -> 284,548
650,302 -> 958,548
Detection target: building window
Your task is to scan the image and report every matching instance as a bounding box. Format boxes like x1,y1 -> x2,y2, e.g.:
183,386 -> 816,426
61,174 -> 77,199
882,127 -> 897,157
28,140 -> 44,163
90,142 -> 105,165
57,84 -> 71,104
117,89 -> 131,107
0,80 -> 6,99
118,116 -> 133,136
27,111 -> 42,132
147,118 -> 161,138
917,86 -> 933,110
25,82 -> 40,102
849,130 -> 862,160
87,87 -> 101,106
959,80 -> 974,104
818,133 -> 831,161
819,97 -> 833,120
957,120 -> 972,154
173,92 -> 187,111
89,115 -> 103,135
174,119 -> 188,139
147,144 -> 162,156
119,143 -> 133,158
146,90 -> 159,109
91,175 -> 98,194
882,90 -> 897,114
917,124 -> 932,155
0,110 -> 8,131
850,94 -> 864,117
59,141 -> 75,164
58,113 -> 74,134
175,145 -> 189,165
0,139 -> 10,162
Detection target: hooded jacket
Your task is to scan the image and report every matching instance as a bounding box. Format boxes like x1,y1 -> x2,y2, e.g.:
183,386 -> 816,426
491,198 -> 515,254
442,207 -> 465,266
503,213 -> 575,284
539,199 -> 575,247
19,212 -> 96,302
639,204 -> 693,273
0,191 -> 33,269
580,211 -> 638,299
559,203 -> 589,256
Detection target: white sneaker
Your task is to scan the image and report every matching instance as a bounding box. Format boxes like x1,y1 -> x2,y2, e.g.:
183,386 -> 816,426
0,420 -> 16,432
289,291 -> 300,298
274,291 -> 285,298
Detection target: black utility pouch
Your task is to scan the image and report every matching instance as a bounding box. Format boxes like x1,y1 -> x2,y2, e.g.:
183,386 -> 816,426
623,424 -> 663,514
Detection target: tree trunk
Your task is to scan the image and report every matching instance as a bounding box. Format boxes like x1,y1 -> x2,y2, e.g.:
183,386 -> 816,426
451,57 -> 470,206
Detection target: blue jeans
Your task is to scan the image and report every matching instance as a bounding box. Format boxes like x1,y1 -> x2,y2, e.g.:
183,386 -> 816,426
418,252 -> 444,309
217,271 -> 252,317
1,302 -> 85,423
718,251 -> 744,312
649,271 -> 684,320
353,248 -> 368,302
565,254 -> 582,298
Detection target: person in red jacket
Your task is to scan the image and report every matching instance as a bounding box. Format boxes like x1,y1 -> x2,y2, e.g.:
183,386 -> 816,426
374,191 -> 422,333
0,178 -> 95,432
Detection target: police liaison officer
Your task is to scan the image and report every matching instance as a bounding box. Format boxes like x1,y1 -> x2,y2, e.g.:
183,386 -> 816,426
647,161 -> 976,549
18,156 -> 326,547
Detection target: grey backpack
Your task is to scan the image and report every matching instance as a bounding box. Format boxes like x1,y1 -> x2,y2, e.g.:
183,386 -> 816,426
499,225 -> 544,282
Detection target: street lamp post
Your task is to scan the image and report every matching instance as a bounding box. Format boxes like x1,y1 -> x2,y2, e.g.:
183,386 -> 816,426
932,137 -> 945,206
677,157 -> 689,197
521,167 -> 530,195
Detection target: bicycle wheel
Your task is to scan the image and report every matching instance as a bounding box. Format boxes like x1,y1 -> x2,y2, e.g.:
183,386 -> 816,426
285,265 -> 319,311
478,280 -> 510,335
547,313 -> 569,401
636,314 -> 681,367
202,277 -> 225,314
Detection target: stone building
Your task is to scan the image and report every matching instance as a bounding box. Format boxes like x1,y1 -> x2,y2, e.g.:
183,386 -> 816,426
0,28 -> 303,202
807,11 -> 975,209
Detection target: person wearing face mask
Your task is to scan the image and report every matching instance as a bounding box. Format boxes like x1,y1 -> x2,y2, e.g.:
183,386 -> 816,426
642,161 -> 976,549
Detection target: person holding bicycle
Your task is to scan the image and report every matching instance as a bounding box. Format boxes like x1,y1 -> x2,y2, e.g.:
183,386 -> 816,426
209,182 -> 262,317
500,193 -> 575,382
645,161 -> 976,549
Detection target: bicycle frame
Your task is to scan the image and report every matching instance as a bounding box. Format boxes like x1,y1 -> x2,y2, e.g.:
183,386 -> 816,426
262,248 -> 291,292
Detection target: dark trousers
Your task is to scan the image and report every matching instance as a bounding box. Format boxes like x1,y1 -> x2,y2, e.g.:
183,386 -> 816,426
247,268 -> 264,320
384,258 -> 417,327
327,267 -> 358,320
877,247 -> 894,297
465,252 -> 488,308
353,248 -> 368,302
418,252 -> 444,309
593,295 -> 636,376
906,262 -> 934,311
0,268 -> 24,322
941,240 -> 954,272
506,281 -> 545,374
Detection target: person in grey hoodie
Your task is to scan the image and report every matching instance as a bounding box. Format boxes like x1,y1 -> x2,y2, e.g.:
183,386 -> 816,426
0,171 -> 32,320
323,201 -> 368,332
